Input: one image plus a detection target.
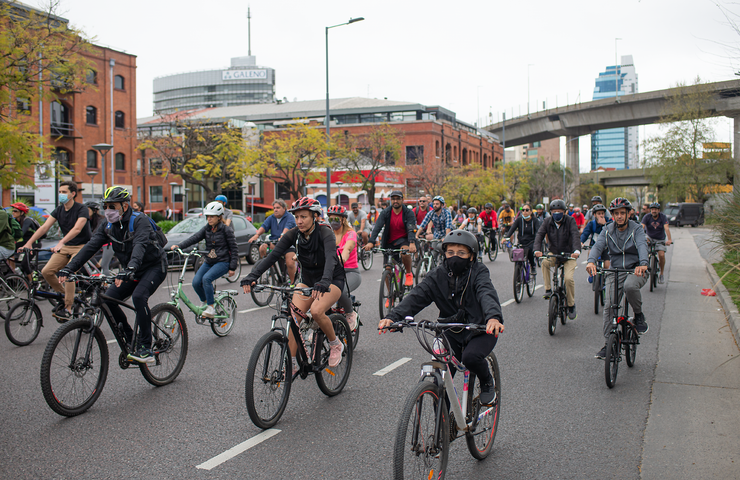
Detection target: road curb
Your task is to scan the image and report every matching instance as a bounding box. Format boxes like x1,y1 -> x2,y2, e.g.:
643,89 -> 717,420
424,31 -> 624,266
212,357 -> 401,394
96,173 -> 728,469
705,262 -> 740,347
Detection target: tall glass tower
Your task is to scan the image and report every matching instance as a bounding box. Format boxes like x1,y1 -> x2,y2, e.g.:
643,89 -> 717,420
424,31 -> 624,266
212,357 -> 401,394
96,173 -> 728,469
590,55 -> 638,170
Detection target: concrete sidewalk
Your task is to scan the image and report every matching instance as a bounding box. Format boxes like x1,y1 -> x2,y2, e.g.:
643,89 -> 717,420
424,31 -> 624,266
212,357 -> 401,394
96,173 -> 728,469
641,228 -> 740,479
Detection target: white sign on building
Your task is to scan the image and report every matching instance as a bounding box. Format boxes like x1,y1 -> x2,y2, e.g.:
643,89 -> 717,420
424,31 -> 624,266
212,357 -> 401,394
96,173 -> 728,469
222,69 -> 267,81
34,162 -> 56,211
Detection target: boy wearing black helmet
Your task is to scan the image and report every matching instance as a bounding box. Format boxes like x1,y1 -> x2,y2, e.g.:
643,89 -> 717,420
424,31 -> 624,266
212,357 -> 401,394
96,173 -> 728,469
379,229 -> 504,405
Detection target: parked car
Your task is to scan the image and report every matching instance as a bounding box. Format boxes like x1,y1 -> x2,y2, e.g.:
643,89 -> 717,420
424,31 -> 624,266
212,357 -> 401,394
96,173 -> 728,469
185,208 -> 203,217
165,214 -> 259,271
664,203 -> 704,227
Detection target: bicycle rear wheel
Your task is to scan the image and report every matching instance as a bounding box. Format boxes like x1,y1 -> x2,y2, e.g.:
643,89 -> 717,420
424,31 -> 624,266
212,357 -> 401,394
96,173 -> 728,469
465,353 -> 501,460
5,300 -> 41,346
379,270 -> 395,319
315,314 -> 353,396
140,303 -> 188,386
605,332 -> 620,388
0,274 -> 29,320
393,381 -> 448,480
488,237 -> 498,262
250,260 -> 277,306
224,259 -> 242,284
513,264 -> 524,303
548,294 -> 558,336
526,266 -> 535,297
650,255 -> 657,292
212,295 -> 237,337
415,256 -> 430,287
40,319 -> 109,417
245,330 -> 292,429
594,274 -> 602,315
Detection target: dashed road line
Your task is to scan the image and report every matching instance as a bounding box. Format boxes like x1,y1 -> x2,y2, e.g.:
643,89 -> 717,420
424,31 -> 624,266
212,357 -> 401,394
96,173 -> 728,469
238,306 -> 270,314
373,357 -> 412,376
106,339 -> 116,345
196,429 -> 281,470
500,299 -> 515,307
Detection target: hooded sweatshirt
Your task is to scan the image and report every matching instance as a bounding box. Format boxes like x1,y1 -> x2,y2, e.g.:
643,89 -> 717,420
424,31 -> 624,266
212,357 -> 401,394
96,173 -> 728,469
587,219 -> 648,269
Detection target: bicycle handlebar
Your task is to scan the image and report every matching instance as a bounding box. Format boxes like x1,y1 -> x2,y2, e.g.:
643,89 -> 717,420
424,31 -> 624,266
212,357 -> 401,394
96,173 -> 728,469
169,247 -> 209,257
379,318 -> 487,334
251,284 -> 313,297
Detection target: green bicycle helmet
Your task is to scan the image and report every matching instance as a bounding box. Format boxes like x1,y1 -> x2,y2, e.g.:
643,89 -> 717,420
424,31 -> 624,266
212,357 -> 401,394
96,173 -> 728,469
103,186 -> 131,203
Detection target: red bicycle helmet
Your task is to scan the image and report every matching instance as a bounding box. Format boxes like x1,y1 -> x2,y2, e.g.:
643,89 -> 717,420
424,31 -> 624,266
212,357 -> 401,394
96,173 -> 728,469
608,197 -> 632,212
327,205 -> 348,217
10,202 -> 29,214
289,196 -> 323,215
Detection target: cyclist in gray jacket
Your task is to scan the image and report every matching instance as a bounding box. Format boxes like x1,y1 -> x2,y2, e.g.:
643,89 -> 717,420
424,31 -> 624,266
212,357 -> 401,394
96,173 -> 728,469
586,197 -> 649,360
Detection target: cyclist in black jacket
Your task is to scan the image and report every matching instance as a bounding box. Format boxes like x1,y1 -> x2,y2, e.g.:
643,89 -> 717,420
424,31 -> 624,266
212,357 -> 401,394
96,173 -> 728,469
504,202 -> 541,278
59,186 -> 166,364
242,197 -> 346,369
379,230 -> 504,405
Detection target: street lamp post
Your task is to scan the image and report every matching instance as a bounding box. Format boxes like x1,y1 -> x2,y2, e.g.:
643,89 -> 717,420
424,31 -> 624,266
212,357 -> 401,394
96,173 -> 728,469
336,181 -> 343,207
248,181 -> 257,222
325,16 -> 364,207
92,143 -> 112,194
169,182 -> 179,220
196,169 -> 206,209
86,171 -> 98,202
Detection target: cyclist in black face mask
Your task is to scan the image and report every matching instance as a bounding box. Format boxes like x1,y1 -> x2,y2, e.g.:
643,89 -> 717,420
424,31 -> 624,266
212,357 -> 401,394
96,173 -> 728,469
379,230 -> 504,405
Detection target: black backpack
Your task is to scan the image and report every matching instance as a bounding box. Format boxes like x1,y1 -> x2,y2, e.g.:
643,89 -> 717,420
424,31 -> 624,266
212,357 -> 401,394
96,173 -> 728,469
106,212 -> 168,249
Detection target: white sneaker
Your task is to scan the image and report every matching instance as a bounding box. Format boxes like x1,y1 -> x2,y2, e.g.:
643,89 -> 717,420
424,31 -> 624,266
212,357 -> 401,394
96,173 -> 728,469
346,311 -> 358,331
328,341 -> 344,367
202,305 -> 216,318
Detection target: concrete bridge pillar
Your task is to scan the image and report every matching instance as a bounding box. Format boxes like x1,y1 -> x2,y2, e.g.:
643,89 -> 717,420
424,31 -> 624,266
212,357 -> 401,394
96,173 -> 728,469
734,116 -> 740,194
566,135 -> 580,200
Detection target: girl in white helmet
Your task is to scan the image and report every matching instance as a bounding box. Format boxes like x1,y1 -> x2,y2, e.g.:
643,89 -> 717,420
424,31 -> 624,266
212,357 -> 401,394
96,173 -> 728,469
171,201 -> 239,319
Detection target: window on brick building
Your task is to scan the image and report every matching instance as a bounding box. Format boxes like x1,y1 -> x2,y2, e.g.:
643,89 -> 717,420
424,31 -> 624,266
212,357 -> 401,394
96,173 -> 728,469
115,152 -> 125,170
86,69 -> 97,84
54,148 -> 72,173
149,158 -> 164,175
115,110 -> 124,129
86,150 -> 97,168
435,140 -> 440,158
86,106 -> 97,125
405,146 -> 423,165
114,75 -> 125,90
16,99 -> 30,113
149,186 -> 163,203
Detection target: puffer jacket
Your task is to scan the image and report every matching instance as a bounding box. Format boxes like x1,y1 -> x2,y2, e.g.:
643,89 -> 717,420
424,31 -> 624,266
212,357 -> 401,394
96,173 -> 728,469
178,222 -> 239,271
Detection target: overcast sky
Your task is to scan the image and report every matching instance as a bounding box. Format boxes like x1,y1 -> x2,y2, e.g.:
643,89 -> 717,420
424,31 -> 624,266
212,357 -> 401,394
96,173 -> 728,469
56,0 -> 740,172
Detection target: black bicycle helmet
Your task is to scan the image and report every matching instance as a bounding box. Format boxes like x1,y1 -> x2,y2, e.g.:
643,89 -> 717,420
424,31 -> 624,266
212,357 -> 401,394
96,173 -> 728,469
608,197 -> 632,212
484,202 -> 493,209
467,207 -> 478,215
591,203 -> 607,213
591,195 -> 603,203
84,202 -> 101,211
649,202 -> 661,209
549,199 -> 566,211
103,186 -> 131,203
441,230 -> 479,257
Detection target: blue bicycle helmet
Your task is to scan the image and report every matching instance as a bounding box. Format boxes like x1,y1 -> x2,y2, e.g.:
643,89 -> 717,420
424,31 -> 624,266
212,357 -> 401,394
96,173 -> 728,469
215,194 -> 228,203
432,195 -> 445,205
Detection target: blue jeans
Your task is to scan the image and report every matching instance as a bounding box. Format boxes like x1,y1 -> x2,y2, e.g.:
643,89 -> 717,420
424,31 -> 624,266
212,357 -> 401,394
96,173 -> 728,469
193,261 -> 230,305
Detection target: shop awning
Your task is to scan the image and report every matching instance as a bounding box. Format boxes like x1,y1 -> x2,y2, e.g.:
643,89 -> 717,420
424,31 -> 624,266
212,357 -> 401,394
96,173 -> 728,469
144,209 -> 162,213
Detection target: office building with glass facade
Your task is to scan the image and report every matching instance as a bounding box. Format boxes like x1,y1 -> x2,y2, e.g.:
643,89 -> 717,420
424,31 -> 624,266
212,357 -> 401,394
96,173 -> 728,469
591,55 -> 639,170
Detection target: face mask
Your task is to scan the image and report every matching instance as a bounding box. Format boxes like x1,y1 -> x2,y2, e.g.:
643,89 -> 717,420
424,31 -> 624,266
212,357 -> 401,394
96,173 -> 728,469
446,256 -> 471,276
330,220 -> 342,230
552,212 -> 564,222
523,215 -> 531,220
58,194 -> 69,204
105,207 -> 121,223
370,209 -> 376,214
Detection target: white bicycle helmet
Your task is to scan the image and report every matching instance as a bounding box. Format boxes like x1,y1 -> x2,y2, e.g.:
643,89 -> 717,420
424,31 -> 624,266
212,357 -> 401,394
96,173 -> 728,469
203,201 -> 225,216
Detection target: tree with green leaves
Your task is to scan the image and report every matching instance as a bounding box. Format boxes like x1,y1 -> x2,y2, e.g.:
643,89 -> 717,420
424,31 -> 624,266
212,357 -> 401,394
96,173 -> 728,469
0,0 -> 93,189
644,78 -> 734,204
528,159 -> 574,204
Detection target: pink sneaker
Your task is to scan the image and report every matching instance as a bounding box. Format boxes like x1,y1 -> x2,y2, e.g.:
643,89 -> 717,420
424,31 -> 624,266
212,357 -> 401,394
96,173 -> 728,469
328,341 -> 344,367
346,311 -> 358,331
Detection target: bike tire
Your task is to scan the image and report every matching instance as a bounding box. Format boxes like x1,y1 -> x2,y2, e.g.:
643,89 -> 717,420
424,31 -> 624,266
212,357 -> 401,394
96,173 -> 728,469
350,306 -> 361,351
625,324 -> 638,367
5,300 -> 42,346
245,330 -> 292,429
415,256 -> 430,287
548,294 -> 558,336
650,256 -> 657,292
140,303 -> 189,387
526,267 -> 535,297
379,270 -> 395,319
211,295 -> 237,337
360,248 -> 374,270
594,274 -> 601,315
40,319 -> 109,417
605,332 -> 620,388
465,352 -> 501,460
314,313 -> 353,396
250,260 -> 276,307
393,381 -> 449,480
0,274 -> 29,320
489,238 -> 498,262
513,264 -> 523,304
224,259 -> 242,284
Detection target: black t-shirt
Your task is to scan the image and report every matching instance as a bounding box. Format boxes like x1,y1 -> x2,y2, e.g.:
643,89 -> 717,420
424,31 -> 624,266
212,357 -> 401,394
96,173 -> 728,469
51,201 -> 91,246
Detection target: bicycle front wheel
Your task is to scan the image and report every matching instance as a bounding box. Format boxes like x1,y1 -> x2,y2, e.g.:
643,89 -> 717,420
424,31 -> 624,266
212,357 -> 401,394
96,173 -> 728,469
649,256 -> 656,292
548,294 -> 558,336
212,295 -> 237,337
605,332 -> 620,388
40,319 -> 109,417
526,266 -> 535,297
379,270 -> 395,319
0,274 -> 29,320
488,237 -> 498,261
250,260 -> 276,307
393,381 -> 449,480
466,352 -> 501,460
140,303 -> 188,386
594,274 -> 602,315
625,324 -> 638,367
245,330 -> 292,429
361,248 -> 374,270
315,314 -> 353,396
5,300 -> 42,346
415,257 -> 430,287
513,264 -> 523,303
225,259 -> 242,283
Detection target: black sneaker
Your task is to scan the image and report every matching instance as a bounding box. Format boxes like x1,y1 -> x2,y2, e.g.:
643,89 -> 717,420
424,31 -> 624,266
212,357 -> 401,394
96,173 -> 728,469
52,305 -> 72,323
568,305 -> 577,320
595,346 -> 607,359
543,290 -> 552,299
634,313 -> 649,335
479,379 -> 497,406
127,346 -> 155,364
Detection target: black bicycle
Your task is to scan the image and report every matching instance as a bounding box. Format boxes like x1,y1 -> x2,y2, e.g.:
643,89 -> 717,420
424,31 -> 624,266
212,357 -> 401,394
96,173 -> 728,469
39,272 -> 189,417
601,268 -> 641,388
646,239 -> 668,292
384,318 -> 501,480
377,247 -> 411,319
249,240 -> 301,307
511,244 -> 536,303
544,253 -> 571,336
482,227 -> 498,262
245,284 -> 352,429
583,246 -> 607,314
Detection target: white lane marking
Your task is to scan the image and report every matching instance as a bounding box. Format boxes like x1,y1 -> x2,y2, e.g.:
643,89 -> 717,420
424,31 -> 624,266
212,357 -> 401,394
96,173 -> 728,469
377,278 -> 382,282
196,429 -> 281,470
500,299 -> 515,307
106,339 -> 116,345
373,357 -> 412,376
535,284 -> 543,290
238,305 -> 270,314
581,260 -> 587,265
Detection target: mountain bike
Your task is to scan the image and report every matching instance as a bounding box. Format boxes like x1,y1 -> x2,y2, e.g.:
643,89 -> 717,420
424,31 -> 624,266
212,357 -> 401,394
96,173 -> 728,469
248,240 -> 301,307
511,244 -> 536,303
601,268 -> 641,388
0,258 -> 30,320
383,317 -> 501,480
245,284 -> 352,428
39,272 -> 188,417
162,248 -> 238,337
544,253 -> 571,336
482,227 -> 498,261
414,238 -> 440,286
377,247 -> 411,319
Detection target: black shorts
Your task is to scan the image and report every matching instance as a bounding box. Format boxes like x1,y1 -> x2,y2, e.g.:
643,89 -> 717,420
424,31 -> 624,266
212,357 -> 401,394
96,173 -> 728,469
383,237 -> 410,265
300,269 -> 345,293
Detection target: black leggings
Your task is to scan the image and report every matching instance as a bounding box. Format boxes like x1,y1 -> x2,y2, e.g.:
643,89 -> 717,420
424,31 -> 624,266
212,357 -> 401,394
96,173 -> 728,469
444,331 -> 498,384
105,266 -> 166,349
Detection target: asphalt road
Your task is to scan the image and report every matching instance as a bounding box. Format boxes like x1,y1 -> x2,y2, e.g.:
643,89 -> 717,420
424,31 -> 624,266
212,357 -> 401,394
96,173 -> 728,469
0,242 -> 671,479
